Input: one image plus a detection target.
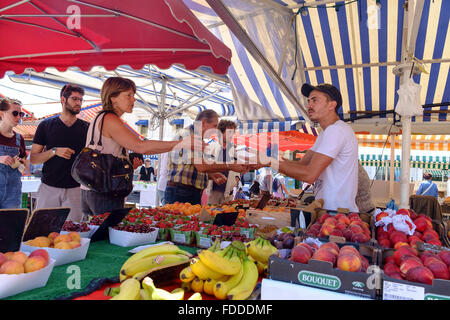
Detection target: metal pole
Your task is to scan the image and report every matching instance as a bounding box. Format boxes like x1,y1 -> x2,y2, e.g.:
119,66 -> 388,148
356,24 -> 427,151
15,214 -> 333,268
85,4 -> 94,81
389,134 -> 396,199
155,79 -> 167,207
400,116 -> 412,209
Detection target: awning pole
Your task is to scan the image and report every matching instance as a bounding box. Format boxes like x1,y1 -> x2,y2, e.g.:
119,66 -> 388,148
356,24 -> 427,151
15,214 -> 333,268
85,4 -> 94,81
155,79 -> 167,207
400,117 -> 412,209
389,133 -> 396,199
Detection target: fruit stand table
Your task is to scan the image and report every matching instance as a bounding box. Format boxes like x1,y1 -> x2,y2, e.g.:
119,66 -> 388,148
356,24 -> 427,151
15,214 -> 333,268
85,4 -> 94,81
2,240 -> 197,300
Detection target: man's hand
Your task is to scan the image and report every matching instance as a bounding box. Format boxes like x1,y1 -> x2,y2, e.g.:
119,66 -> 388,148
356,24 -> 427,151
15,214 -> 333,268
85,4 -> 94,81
55,147 -> 75,160
228,163 -> 251,173
174,135 -> 206,152
210,172 -> 227,185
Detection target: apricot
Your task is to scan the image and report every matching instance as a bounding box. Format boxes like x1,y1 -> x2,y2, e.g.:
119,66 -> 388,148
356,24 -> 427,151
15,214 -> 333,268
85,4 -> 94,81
54,234 -> 72,244
54,242 -> 72,250
68,241 -> 81,249
405,266 -> 434,285
48,232 -> 60,242
24,256 -> 47,273
0,260 -> 24,274
337,253 -> 362,272
9,251 -> 28,264
68,232 -> 81,242
32,236 -> 52,247
4,252 -> 14,260
0,253 -> 7,266
29,249 -> 50,264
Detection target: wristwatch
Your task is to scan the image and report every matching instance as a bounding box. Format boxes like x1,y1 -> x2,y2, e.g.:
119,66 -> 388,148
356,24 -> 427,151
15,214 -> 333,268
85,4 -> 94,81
51,147 -> 56,156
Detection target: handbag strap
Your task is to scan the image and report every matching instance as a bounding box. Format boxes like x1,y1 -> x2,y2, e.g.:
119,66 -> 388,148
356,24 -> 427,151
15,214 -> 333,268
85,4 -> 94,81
97,110 -> 129,160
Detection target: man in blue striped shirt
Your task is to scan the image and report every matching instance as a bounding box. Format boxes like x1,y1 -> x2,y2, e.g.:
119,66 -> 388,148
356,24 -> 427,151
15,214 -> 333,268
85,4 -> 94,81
416,172 -> 439,198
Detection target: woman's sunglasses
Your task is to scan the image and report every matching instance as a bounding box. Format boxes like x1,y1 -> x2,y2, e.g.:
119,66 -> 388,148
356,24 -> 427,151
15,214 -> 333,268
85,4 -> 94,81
11,111 -> 25,118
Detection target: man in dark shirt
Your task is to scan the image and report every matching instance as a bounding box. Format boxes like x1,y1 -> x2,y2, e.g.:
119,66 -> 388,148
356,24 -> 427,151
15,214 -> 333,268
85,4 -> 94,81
30,84 -> 89,222
138,159 -> 155,182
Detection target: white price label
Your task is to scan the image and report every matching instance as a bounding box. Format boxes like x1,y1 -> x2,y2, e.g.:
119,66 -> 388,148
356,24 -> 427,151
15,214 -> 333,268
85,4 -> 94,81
241,230 -> 250,238
199,236 -> 212,248
173,233 -> 186,243
383,281 -> 425,300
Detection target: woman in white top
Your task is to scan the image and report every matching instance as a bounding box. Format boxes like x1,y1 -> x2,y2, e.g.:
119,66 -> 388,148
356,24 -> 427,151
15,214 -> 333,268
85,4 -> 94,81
81,77 -> 196,216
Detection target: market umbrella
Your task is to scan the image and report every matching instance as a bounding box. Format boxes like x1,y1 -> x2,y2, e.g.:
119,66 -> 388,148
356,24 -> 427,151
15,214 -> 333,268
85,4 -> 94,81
233,130 -> 316,153
0,0 -> 232,77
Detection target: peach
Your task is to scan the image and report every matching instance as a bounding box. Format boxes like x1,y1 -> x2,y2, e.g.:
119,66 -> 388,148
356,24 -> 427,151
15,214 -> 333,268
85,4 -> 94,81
424,259 -> 449,280
54,242 -> 72,250
384,255 -> 395,265
348,213 -> 361,221
68,241 -> 81,249
321,242 -> 340,255
291,246 -> 312,264
378,238 -> 391,248
48,232 -> 60,242
419,251 -> 437,263
343,229 -> 353,242
319,225 -> 334,237
312,248 -> 337,266
384,262 -> 401,276
330,229 -> 344,237
33,236 -> 52,247
68,232 -> 81,242
390,233 -> 408,246
0,260 -> 24,274
29,249 -> 50,264
414,218 -> 431,233
318,213 -> 333,224
337,216 -> 351,226
335,213 -> 347,220
337,253 -> 361,272
352,233 -> 370,243
438,251 -> 450,266
388,272 -> 404,280
323,217 -> 338,226
54,234 -> 72,244
396,208 -> 410,218
400,257 -> 423,277
24,256 -> 47,273
339,245 -> 359,256
297,243 -> 314,255
349,220 -> 365,229
360,255 -> 369,272
348,225 -> 364,235
335,223 -> 348,231
394,242 -> 409,250
423,229 -> 439,240
0,253 -> 7,266
9,251 -> 28,264
393,246 -> 418,266
405,266 -> 434,285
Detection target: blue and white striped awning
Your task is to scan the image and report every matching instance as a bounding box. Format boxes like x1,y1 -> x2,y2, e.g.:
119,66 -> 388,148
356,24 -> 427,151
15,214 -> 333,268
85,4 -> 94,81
185,0 -> 450,132
238,119 -> 319,135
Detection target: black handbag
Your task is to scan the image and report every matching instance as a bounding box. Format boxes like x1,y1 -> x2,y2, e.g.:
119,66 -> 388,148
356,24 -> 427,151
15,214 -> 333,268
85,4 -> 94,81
71,111 -> 134,198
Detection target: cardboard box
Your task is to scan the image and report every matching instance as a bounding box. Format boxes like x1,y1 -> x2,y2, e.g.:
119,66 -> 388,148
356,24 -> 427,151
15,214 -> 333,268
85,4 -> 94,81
268,242 -> 380,299
245,209 -> 291,229
379,245 -> 450,300
108,227 -> 158,247
0,254 -> 56,299
20,238 -> 90,266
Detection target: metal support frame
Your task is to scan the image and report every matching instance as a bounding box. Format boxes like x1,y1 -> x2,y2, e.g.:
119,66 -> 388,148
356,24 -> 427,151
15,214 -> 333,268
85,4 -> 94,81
207,0 -> 311,124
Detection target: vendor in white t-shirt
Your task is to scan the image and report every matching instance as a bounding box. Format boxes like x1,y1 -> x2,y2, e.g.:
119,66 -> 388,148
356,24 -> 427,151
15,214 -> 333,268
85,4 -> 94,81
270,83 -> 359,212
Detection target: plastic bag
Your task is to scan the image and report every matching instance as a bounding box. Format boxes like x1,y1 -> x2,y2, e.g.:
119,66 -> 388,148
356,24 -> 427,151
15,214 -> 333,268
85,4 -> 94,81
386,199 -> 398,211
303,237 -> 323,249
375,212 -> 416,236
395,77 -> 423,117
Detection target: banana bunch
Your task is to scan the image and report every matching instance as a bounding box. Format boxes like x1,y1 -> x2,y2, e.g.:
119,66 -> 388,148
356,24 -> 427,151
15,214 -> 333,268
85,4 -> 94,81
246,236 -> 278,275
141,277 -> 185,300
119,243 -> 192,282
180,240 -> 259,300
109,278 -> 141,300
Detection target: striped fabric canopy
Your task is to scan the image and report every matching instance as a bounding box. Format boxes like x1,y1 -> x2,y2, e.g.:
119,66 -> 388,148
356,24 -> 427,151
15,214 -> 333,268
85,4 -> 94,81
360,154 -> 449,170
357,134 -> 449,151
185,0 -> 450,133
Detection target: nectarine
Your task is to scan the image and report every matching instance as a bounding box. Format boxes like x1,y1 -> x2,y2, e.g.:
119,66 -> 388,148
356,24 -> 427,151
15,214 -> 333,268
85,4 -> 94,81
405,266 -> 434,285
438,251 -> 450,266
400,257 -> 423,277
424,259 -> 449,280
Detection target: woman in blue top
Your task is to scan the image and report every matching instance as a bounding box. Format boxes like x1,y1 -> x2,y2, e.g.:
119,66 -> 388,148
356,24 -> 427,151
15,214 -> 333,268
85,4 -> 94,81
416,172 -> 439,198
0,98 -> 27,208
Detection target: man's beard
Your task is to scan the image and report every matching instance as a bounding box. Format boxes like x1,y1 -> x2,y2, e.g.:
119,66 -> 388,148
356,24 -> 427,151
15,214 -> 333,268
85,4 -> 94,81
64,102 -> 80,115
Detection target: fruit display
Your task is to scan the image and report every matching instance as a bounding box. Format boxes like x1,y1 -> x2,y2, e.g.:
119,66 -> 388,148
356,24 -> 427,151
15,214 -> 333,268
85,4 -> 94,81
0,249 -> 50,274
270,232 -> 296,249
62,221 -> 90,233
112,223 -> 156,233
289,242 -> 370,273
382,246 -> 450,284
376,209 -> 443,248
305,212 -> 372,243
179,240 -> 261,300
23,232 -> 82,250
246,236 -> 278,275
88,212 -> 110,226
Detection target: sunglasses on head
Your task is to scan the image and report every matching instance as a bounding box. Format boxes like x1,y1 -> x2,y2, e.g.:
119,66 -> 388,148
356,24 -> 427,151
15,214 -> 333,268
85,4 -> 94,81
11,111 -> 25,118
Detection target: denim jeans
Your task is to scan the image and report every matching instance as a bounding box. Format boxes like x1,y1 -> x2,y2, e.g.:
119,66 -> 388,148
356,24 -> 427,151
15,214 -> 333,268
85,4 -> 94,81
0,133 -> 22,209
81,189 -> 124,217
164,185 -> 202,205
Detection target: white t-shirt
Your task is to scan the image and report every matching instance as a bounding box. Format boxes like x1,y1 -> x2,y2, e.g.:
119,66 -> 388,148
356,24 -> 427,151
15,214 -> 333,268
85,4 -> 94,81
310,120 -> 358,212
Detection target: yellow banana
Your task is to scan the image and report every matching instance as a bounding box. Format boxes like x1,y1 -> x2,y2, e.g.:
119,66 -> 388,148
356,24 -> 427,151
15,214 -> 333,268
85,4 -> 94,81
247,237 -> 277,264
179,266 -> 196,282
142,277 -> 184,300
104,286 -> 120,297
188,292 -> 202,300
122,254 -> 189,277
119,244 -> 192,281
203,278 -> 216,296
255,260 -> 268,275
227,257 -> 259,300
198,249 -> 241,276
110,278 -> 141,300
181,281 -> 191,292
190,257 -> 226,280
191,277 -> 204,293
140,288 -> 151,300
213,262 -> 244,300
